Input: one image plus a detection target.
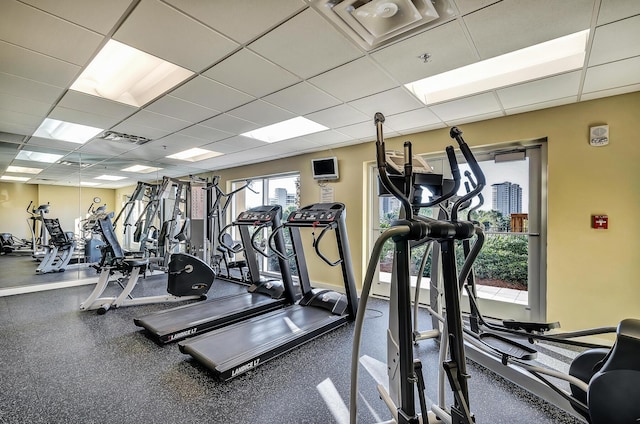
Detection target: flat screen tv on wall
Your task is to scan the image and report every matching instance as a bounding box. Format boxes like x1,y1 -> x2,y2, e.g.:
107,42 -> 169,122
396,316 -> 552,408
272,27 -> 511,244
311,157 -> 339,180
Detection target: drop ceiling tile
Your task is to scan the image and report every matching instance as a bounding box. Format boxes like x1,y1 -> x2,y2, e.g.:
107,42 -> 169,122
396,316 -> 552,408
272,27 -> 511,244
371,20 -> 477,84
200,114 -> 260,135
463,0 -> 594,59
497,71 -> 582,109
205,136 -> 266,153
596,0 -> 640,25
249,8 -> 363,79
227,100 -> 295,126
204,49 -> 300,98
429,93 -> 502,122
455,0 -> 501,15
264,82 -> 341,115
26,135 -> 85,150
170,76 -> 254,112
145,95 -> 219,124
47,106 -> 120,130
0,110 -> 44,131
0,133 -> 26,144
113,0 -> 239,72
0,72 -> 64,104
165,0 -> 305,44
581,84 -> 640,101
384,108 -> 443,133
297,130 -> 353,147
589,15 -> 640,66
0,1 -> 104,66
110,121 -> 172,141
305,104 -> 369,128
309,57 -> 397,102
334,121 -> 378,140
177,125 -> 233,143
504,97 -> 577,116
0,120 -> 39,136
445,110 -> 505,126
0,41 -> 80,88
153,133 -> 209,150
348,87 -> 424,118
120,110 -> 191,133
58,91 -> 137,120
78,139 -> 136,156
583,56 -> 640,94
0,92 -> 52,117
20,0 -> 133,35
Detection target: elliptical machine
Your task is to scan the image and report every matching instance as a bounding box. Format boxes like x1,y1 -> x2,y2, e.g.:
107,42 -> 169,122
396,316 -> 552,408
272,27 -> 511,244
351,114 -> 482,423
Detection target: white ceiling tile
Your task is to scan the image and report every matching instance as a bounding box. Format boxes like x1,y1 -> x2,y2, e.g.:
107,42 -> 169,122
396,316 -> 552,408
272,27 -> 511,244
305,104 -> 369,128
227,100 -> 295,126
445,110 -> 504,126
204,136 -> 266,154
48,106 -> 119,130
200,113 -> 260,135
348,87 -> 424,118
0,92 -> 52,117
0,41 -> 80,88
204,49 -> 300,98
119,110 -> 191,133
430,93 -> 502,122
371,20 -> 477,83
249,8 -> 363,79
177,125 -> 233,143
78,139 -> 136,156
26,135 -> 84,150
309,57 -> 397,102
0,72 -> 64,104
113,0 -> 239,72
165,0 -> 305,44
463,0 -> 594,59
20,0 -> 133,35
581,84 -> 640,101
264,82 -> 341,115
384,108 -> 443,133
169,76 -> 254,112
589,15 -> 640,66
299,130 -> 354,147
110,121 -> 172,141
497,71 -> 582,109
504,97 -> 577,116
145,95 -> 219,124
596,0 -> 640,25
59,91 -> 137,120
153,133 -> 208,150
0,111 -> 43,135
583,56 -> 640,94
0,1 -> 103,66
454,0 -> 501,15
333,121 -> 377,140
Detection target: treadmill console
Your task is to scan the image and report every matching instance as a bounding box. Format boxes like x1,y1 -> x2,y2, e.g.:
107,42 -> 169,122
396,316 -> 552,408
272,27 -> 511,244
288,203 -> 345,224
236,205 -> 281,224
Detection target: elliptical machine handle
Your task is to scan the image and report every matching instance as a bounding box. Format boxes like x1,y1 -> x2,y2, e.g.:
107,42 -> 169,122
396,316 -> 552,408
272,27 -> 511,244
450,127 -> 486,188
416,146 -> 461,209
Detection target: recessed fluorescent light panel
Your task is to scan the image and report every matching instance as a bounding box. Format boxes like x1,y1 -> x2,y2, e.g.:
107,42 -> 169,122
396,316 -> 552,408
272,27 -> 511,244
166,148 -> 222,162
95,175 -> 127,181
405,29 -> 590,105
121,165 -> 163,173
33,118 -> 103,144
70,39 -> 194,107
80,181 -> 101,186
241,117 -> 329,143
1,175 -> 30,182
6,166 -> 42,174
15,150 -> 64,163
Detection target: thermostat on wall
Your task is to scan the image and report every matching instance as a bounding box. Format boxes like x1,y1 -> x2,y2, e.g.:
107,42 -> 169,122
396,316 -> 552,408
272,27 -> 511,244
589,125 -> 609,146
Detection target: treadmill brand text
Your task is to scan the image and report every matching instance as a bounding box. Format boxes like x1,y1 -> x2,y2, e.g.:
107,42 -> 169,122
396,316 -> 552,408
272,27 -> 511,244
231,359 -> 260,377
168,328 -> 197,342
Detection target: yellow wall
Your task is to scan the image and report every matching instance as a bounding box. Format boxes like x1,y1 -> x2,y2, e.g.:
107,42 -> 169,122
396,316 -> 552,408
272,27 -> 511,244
0,182 -> 116,239
212,91 -> 640,332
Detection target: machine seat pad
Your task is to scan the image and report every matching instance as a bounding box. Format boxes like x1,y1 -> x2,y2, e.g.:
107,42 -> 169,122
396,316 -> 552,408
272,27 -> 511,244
123,258 -> 149,268
502,319 -> 560,333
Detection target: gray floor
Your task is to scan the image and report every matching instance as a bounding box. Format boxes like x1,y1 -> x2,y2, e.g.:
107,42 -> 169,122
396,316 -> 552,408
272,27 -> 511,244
0,254 -> 583,423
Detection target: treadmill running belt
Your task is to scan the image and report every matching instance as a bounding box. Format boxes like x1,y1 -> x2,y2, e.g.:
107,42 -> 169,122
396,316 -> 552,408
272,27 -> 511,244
179,305 -> 347,380
134,293 -> 286,343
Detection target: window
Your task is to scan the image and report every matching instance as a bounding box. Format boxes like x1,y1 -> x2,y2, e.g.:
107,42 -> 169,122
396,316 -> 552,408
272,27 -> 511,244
230,173 -> 300,274
368,142 -> 547,321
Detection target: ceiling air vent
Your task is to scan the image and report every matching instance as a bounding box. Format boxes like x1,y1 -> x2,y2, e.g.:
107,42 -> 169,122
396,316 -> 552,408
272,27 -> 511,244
100,130 -> 151,145
310,0 -> 439,51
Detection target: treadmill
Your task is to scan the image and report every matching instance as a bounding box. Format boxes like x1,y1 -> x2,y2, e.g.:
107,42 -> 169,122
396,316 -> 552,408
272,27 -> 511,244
179,202 -> 359,381
133,205 -> 297,344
